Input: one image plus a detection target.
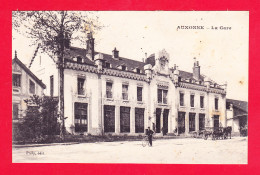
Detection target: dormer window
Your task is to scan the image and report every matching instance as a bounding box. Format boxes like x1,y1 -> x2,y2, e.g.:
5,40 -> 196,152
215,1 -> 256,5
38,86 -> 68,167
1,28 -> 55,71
122,65 -> 126,71
77,56 -> 82,63
106,62 -> 111,68
136,68 -> 140,74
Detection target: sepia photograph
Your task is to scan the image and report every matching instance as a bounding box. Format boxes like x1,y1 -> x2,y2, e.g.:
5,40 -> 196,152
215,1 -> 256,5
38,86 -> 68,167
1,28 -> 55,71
12,11 -> 248,164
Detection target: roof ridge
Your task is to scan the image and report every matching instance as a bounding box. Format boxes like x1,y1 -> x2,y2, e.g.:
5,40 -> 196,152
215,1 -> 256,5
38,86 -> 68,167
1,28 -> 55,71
12,58 -> 46,89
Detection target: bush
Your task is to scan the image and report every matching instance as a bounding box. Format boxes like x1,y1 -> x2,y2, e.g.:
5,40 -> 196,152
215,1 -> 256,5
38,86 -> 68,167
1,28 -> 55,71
13,95 -> 60,143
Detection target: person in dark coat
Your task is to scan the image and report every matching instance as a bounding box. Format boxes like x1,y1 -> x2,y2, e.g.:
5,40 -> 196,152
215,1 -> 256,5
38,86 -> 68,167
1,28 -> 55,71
147,127 -> 154,146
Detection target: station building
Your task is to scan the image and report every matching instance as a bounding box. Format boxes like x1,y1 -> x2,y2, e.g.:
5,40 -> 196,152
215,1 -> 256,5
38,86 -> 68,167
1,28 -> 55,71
29,32 -> 227,136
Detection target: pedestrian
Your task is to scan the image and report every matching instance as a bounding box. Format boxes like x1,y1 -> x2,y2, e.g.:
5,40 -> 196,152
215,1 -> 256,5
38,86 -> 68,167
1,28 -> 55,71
147,127 -> 154,146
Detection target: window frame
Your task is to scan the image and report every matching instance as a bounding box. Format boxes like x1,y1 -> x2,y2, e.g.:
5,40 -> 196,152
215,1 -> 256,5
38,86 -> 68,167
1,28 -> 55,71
122,84 -> 129,100
190,94 -> 195,107
77,77 -> 85,95
74,102 -> 88,133
12,103 -> 19,120
158,88 -> 168,104
12,73 -> 21,87
200,96 -> 204,108
106,82 -> 113,98
29,79 -> 36,94
215,98 -> 219,110
137,86 -> 143,102
180,92 -> 185,106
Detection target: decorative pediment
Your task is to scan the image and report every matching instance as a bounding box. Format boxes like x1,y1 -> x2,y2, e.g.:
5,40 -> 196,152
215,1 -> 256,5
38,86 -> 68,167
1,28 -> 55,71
158,49 -> 169,61
153,49 -> 170,75
157,81 -> 169,89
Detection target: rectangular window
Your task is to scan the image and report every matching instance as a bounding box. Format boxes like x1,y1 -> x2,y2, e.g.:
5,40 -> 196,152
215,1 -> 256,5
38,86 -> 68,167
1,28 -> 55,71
104,105 -> 115,132
158,89 -> 168,104
106,62 -> 110,68
29,80 -> 35,94
180,93 -> 184,106
137,87 -> 143,102
199,114 -> 205,130
200,96 -> 204,108
12,103 -> 19,119
12,74 -> 21,87
50,75 -> 54,96
163,90 -> 168,104
189,113 -> 196,132
122,65 -> 126,71
77,78 -> 85,95
190,94 -> 195,107
158,89 -> 162,103
74,102 -> 88,132
122,84 -> 128,100
106,82 -> 113,98
215,98 -> 219,110
120,106 -> 130,133
135,108 -> 144,133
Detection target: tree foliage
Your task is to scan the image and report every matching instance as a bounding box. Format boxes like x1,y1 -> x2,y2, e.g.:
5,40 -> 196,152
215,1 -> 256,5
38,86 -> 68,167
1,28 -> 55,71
12,11 -> 102,57
13,95 -> 60,143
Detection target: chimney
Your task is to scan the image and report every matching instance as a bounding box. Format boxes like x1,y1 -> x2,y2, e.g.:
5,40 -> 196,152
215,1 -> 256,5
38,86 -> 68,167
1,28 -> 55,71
112,47 -> 119,59
193,57 -> 200,80
86,32 -> 95,60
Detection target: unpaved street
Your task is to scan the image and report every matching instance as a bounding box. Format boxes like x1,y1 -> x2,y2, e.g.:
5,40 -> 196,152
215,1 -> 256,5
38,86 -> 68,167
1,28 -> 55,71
12,137 -> 247,164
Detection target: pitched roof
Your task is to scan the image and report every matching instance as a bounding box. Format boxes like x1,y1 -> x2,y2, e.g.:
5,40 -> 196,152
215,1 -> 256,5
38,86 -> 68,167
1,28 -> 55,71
64,46 -> 220,85
12,57 -> 46,89
226,99 -> 248,113
65,47 -> 146,73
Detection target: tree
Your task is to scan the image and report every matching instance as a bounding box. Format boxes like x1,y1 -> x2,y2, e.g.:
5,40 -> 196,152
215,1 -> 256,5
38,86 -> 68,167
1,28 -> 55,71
12,11 -> 103,139
13,95 -> 60,143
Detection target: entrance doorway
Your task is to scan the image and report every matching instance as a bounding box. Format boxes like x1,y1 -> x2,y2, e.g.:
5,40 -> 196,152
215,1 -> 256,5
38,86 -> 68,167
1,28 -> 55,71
104,105 -> 115,132
155,108 -> 161,133
189,113 -> 195,132
199,114 -> 205,130
178,112 -> 185,134
214,115 -> 219,128
163,109 -> 169,133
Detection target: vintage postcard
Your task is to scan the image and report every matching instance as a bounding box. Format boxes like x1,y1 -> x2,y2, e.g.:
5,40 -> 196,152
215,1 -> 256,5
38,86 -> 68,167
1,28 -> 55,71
12,11 -> 248,164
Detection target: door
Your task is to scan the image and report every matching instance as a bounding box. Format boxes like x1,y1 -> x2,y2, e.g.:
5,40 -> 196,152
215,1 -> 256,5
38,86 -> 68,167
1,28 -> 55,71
189,113 -> 196,132
199,114 -> 205,130
104,105 -> 115,132
120,106 -> 130,133
135,108 -> 144,133
178,112 -> 185,134
163,109 -> 169,133
156,108 -> 161,133
214,115 -> 219,129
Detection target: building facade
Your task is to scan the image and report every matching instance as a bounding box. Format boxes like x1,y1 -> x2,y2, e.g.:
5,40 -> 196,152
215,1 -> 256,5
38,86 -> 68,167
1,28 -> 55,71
226,99 -> 248,134
12,53 -> 46,123
29,32 -> 227,136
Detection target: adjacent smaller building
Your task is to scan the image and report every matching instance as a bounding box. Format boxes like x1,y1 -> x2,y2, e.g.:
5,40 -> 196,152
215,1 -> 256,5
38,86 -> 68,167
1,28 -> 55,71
12,52 -> 46,123
226,99 -> 248,134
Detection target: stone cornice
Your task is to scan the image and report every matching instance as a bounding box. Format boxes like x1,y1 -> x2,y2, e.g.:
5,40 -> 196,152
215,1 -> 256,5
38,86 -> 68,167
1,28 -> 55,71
65,62 -> 98,73
179,82 -> 226,95
64,62 -> 147,81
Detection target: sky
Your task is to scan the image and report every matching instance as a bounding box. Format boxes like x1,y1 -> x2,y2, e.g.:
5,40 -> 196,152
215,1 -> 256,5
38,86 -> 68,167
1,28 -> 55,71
12,11 -> 249,101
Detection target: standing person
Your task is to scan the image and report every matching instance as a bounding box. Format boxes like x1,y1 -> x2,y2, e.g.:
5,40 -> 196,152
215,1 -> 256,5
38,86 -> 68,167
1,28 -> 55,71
147,127 -> 154,147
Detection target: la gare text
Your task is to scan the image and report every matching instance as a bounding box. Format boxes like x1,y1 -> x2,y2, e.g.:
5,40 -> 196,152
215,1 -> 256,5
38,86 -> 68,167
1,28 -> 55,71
176,26 -> 232,30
